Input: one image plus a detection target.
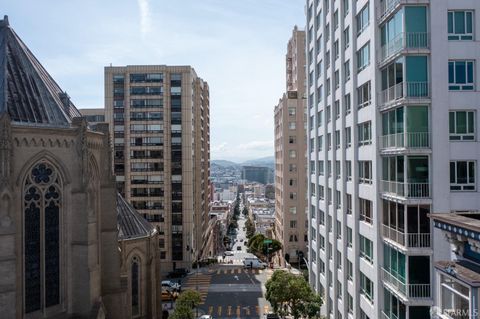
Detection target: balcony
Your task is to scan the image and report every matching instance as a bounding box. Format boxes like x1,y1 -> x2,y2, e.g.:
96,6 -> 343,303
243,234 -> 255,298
379,82 -> 430,109
380,32 -> 430,63
381,181 -> 430,199
382,268 -> 431,300
382,312 -> 399,319
382,225 -> 431,249
379,0 -> 401,21
379,132 -> 430,150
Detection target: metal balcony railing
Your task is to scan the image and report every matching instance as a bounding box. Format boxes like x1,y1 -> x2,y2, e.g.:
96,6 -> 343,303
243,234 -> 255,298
381,180 -> 430,198
379,82 -> 430,106
381,32 -> 430,62
382,311 -> 399,319
382,225 -> 431,248
382,268 -> 432,299
380,132 -> 430,149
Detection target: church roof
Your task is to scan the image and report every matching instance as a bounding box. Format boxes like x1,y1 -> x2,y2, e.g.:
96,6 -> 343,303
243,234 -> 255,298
117,193 -> 156,240
0,16 -> 82,126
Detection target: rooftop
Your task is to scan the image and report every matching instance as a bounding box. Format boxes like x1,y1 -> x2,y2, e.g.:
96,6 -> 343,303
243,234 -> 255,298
117,194 -> 156,240
0,15 -> 81,126
430,212 -> 480,234
436,260 -> 480,287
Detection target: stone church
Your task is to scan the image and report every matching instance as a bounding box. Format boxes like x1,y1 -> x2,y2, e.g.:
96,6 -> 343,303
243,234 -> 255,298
0,16 -> 161,318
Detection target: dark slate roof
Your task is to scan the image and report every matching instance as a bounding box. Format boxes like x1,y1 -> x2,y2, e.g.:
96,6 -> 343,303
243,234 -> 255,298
0,16 -> 82,126
117,193 -> 156,240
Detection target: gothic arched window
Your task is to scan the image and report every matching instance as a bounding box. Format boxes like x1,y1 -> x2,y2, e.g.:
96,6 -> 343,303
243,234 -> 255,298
131,256 -> 140,316
24,161 -> 61,313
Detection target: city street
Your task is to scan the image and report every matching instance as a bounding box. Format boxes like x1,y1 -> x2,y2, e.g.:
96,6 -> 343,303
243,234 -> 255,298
180,212 -> 274,318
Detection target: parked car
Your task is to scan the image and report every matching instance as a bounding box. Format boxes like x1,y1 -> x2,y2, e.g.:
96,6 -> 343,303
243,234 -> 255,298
236,246 -> 242,251
224,251 -> 234,256
243,257 -> 267,269
162,280 -> 181,292
166,268 -> 188,279
263,313 -> 280,319
240,239 -> 244,242
198,315 -> 212,319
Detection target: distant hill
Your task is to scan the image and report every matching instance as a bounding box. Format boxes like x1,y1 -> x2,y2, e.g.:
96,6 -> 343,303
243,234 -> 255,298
211,160 -> 241,168
241,156 -> 275,169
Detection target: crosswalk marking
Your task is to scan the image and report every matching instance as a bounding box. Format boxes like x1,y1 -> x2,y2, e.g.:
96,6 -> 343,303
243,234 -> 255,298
227,305 -> 232,316
214,267 -> 264,275
236,305 -> 241,317
201,305 -> 271,317
264,305 -> 269,313
208,306 -> 213,315
256,305 -> 260,315
245,306 -> 250,316
217,306 -> 222,316
181,273 -> 212,304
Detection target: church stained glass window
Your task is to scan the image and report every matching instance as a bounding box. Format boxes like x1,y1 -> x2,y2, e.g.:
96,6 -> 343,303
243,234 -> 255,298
131,257 -> 140,316
24,161 -> 61,313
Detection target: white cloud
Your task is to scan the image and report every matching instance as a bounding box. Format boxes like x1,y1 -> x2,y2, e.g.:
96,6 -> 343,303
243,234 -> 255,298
137,0 -> 151,37
212,142 -> 228,152
238,140 -> 273,151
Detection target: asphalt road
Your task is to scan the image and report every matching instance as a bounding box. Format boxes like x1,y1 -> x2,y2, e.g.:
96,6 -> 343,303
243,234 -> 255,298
181,213 -> 273,318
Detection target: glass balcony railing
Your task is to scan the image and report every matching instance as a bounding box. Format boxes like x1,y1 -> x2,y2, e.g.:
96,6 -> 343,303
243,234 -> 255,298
381,180 -> 430,198
379,82 -> 430,106
382,311 -> 399,319
382,268 -> 431,299
382,224 -> 431,248
381,32 -> 430,62
379,0 -> 401,20
379,132 -> 430,149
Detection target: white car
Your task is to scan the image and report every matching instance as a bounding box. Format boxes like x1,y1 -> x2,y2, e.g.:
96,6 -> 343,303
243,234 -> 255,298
161,280 -> 181,291
198,315 -> 212,319
224,251 -> 234,256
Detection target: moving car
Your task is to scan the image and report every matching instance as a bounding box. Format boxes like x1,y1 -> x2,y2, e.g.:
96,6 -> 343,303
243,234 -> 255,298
263,313 -> 280,319
224,251 -> 234,256
161,280 -> 181,292
198,315 -> 213,319
240,239 -> 244,242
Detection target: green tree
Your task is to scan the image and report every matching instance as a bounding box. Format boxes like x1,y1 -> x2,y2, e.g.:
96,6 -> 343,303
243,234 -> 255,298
245,218 -> 256,239
242,206 -> 249,216
170,290 -> 202,319
265,270 -> 322,319
247,234 -> 282,261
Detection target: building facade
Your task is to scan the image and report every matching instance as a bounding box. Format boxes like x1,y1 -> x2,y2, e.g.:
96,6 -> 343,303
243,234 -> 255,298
306,1 -> 480,318
79,108 -> 106,126
241,166 -> 273,184
0,17 -> 127,318
274,26 -> 308,266
105,65 -> 210,272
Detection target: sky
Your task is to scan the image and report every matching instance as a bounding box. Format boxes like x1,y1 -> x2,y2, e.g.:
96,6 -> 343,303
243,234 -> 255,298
2,0 -> 306,162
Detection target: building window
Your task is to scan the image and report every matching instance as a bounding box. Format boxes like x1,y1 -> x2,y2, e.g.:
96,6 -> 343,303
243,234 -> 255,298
449,111 -> 475,141
359,161 -> 372,184
450,161 -> 476,191
356,3 -> 370,35
288,107 -> 296,116
347,260 -> 353,281
336,160 -> 341,180
357,42 -> 370,72
448,11 -> 474,40
359,235 -> 373,263
326,78 -> 331,96
346,193 -> 352,214
318,135 -> 323,151
336,220 -> 342,239
326,50 -> 331,69
448,60 -> 475,91
357,81 -> 371,108
358,121 -> 372,145
336,190 -> 341,208
289,136 -> 297,144
289,121 -> 296,129
131,257 -> 140,316
359,198 -> 373,224
289,150 -> 297,159
335,100 -> 340,119
335,130 -> 341,149
327,133 -> 332,150
344,0 -> 349,16
440,274 -> 472,316
346,161 -> 352,181
348,293 -> 353,313
326,105 -> 331,122
327,160 -> 332,177
347,227 -> 353,247
325,23 -> 330,42
319,160 -> 324,176
345,93 -> 351,114
24,161 -> 62,313
360,272 -> 374,302
334,10 -> 339,30
319,186 -> 324,200
344,60 -> 350,82
319,209 -> 325,225
290,220 -> 297,228
327,188 -> 332,205
334,70 -> 340,88
319,235 -> 325,250
344,26 -> 350,49
334,40 -> 339,60
345,127 -> 351,148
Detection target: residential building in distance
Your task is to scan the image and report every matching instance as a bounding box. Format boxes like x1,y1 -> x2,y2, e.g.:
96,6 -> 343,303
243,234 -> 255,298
105,65 -> 210,272
306,1 -> 480,319
274,26 -> 308,267
241,165 -> 273,184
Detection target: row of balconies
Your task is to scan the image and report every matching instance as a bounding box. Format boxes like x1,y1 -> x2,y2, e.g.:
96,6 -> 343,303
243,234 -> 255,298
382,224 -> 431,249
382,268 -> 431,301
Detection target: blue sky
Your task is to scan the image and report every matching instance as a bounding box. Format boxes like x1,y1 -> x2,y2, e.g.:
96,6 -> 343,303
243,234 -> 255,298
3,0 -> 305,162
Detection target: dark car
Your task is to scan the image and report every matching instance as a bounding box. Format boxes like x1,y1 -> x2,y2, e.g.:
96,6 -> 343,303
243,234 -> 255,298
166,268 -> 189,279
264,313 -> 280,319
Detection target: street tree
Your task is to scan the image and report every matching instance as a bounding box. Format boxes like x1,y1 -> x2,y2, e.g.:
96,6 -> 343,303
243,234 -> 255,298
245,218 -> 256,239
247,234 -> 282,261
170,290 -> 202,319
265,270 -> 323,319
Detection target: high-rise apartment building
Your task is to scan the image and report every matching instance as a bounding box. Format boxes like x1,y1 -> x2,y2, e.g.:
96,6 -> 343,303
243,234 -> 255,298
105,65 -> 210,271
306,1 -> 480,318
274,26 -> 308,267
